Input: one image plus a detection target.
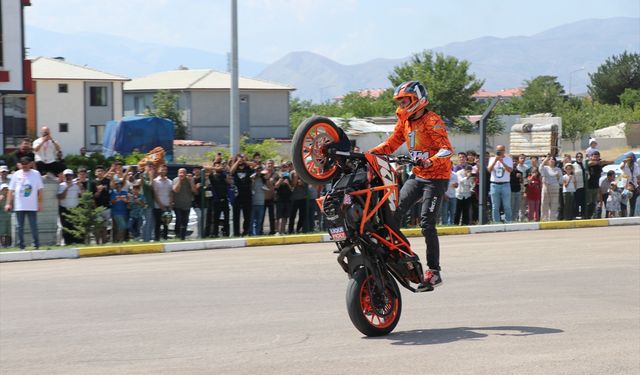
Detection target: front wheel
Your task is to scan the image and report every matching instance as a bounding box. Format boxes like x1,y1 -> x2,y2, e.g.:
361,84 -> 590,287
346,268 -> 402,336
291,116 -> 343,185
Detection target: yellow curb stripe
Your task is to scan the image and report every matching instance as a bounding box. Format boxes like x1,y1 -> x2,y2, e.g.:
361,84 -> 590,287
401,228 -> 422,237
119,244 -> 163,254
246,237 -> 284,246
79,244 -> 163,257
574,219 -> 609,228
539,221 -> 575,229
79,246 -> 120,257
438,226 -> 471,235
246,234 -> 323,246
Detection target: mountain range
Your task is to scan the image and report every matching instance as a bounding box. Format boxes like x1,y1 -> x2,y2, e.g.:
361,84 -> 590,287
26,17 -> 639,102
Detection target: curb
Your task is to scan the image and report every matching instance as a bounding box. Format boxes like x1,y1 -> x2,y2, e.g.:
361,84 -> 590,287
1,218 -> 638,262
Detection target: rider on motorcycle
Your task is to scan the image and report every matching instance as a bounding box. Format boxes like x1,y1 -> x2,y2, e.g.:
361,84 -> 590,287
368,80 -> 453,291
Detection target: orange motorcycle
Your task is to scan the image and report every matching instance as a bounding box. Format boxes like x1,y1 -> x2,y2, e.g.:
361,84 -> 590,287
292,116 -> 427,336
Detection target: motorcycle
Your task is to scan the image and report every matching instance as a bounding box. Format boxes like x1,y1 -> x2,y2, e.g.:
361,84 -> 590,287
292,116 -> 428,336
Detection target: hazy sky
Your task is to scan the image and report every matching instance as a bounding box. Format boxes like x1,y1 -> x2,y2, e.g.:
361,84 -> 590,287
25,0 -> 640,64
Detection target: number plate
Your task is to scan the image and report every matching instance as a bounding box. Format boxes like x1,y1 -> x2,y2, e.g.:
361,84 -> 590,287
329,226 -> 347,241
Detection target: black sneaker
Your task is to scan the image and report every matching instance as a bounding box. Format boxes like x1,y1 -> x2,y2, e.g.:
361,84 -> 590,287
417,269 -> 442,291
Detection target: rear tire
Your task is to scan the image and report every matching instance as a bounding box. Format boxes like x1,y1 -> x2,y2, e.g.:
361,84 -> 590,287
346,268 -> 402,336
291,116 -> 343,185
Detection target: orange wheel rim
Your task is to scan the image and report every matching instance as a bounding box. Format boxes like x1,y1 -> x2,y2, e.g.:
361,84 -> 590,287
301,123 -> 340,179
359,275 -> 399,329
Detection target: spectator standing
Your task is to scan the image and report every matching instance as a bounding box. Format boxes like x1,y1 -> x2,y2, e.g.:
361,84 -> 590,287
75,167 -> 89,192
191,166 -> 205,238
509,156 -> 524,222
620,183 -> 633,217
585,138 -> 599,158
487,145 -> 513,223
110,180 -> 129,242
11,139 -> 35,169
91,165 -> 112,244
452,152 -> 467,172
153,165 -> 173,241
0,183 -> 11,247
172,168 -> 195,240
572,153 -> 587,218
619,151 -> 640,216
440,170 -> 458,225
454,165 -> 474,225
5,157 -> 43,249
0,165 -> 10,184
127,183 -> 145,240
230,154 -> 253,236
57,169 -> 82,245
141,162 -> 156,242
250,166 -> 267,235
32,126 -> 64,177
207,161 -> 231,237
539,155 -> 561,221
288,168 -> 308,234
562,164 -> 577,220
598,170 -> 617,218
605,182 -> 621,217
274,162 -> 292,235
526,168 -> 542,222
513,154 -> 530,221
585,151 -> 605,219
263,160 -> 277,235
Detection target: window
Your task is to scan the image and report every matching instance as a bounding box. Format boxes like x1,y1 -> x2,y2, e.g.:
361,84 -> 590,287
59,123 -> 69,133
90,86 -> 107,106
2,97 -> 27,150
90,125 -> 105,145
58,84 -> 68,93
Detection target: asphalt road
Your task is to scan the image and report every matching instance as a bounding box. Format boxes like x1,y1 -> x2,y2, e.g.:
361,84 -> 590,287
1,226 -> 639,375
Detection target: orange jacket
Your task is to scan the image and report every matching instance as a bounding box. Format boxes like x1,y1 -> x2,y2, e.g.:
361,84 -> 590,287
369,111 -> 453,180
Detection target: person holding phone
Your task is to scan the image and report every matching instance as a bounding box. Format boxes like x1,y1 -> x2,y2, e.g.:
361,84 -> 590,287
32,126 -> 64,177
487,145 -> 514,223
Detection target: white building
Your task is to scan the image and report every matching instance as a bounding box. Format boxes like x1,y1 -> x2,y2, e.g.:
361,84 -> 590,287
123,69 -> 294,144
30,57 -> 130,154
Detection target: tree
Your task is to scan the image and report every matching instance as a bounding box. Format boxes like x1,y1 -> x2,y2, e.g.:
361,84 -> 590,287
588,51 -> 640,105
339,89 -> 395,118
388,50 -> 484,121
619,88 -> 640,109
519,75 -> 565,114
146,90 -> 187,139
62,192 -> 107,244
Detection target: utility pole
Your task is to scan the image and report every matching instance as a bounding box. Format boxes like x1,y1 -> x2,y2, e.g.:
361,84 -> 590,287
479,96 -> 500,225
229,0 -> 240,155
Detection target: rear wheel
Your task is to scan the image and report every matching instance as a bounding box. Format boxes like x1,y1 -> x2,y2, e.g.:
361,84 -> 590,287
291,116 -> 343,185
346,268 -> 402,336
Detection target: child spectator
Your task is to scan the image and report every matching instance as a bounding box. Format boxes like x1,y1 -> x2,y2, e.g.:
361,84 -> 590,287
605,182 -> 621,218
128,183 -> 146,240
454,165 -> 474,225
0,184 -> 11,247
526,168 -> 542,222
110,180 -> 129,242
274,162 -> 293,235
562,164 -> 577,220
620,183 -> 634,217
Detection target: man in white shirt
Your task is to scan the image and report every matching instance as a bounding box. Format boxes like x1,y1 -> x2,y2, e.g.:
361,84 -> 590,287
440,170 -> 459,225
32,126 -> 64,177
4,157 -> 44,249
57,169 -> 82,245
153,165 -> 173,241
487,144 -> 514,223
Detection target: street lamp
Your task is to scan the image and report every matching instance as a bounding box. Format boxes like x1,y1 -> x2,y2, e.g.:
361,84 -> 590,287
569,67 -> 585,96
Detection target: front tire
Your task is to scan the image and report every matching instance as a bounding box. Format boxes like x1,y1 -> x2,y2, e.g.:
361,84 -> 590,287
291,116 -> 343,185
346,268 -> 402,336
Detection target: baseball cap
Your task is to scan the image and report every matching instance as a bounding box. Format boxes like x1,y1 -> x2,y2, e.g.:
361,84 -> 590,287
63,169 -> 74,175
0,183 -> 8,190
0,165 -> 8,172
588,138 -> 597,145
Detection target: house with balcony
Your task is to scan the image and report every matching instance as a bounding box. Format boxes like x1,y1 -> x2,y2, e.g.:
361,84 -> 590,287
30,57 -> 130,154
123,69 -> 295,144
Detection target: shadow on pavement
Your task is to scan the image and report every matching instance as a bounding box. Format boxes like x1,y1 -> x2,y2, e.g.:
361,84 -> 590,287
373,326 -> 564,345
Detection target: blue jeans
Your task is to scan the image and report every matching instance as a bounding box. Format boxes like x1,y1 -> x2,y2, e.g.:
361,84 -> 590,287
128,216 -> 143,239
15,211 -> 39,249
250,205 -> 265,235
440,196 -> 457,225
142,207 -> 154,242
490,183 -> 512,223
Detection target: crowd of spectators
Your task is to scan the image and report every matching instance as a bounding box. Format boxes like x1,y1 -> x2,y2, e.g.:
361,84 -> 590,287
1,130 -> 639,248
